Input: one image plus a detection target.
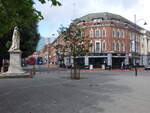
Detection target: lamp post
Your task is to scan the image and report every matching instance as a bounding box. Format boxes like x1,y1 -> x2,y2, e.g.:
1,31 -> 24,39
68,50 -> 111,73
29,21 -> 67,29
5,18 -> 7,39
133,15 -> 147,76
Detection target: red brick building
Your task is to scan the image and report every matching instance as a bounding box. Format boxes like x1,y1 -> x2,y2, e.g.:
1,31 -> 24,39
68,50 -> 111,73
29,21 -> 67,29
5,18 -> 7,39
43,12 -> 150,68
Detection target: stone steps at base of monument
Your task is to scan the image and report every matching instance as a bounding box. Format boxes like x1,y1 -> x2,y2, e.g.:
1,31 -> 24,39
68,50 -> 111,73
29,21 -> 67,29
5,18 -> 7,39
0,72 -> 32,79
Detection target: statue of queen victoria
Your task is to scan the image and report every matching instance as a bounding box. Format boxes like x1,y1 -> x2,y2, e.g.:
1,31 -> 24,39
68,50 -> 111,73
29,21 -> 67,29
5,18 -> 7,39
9,26 -> 20,51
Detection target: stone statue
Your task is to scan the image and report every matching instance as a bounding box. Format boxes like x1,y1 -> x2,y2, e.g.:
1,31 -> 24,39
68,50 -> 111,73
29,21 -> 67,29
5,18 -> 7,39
9,26 -> 20,51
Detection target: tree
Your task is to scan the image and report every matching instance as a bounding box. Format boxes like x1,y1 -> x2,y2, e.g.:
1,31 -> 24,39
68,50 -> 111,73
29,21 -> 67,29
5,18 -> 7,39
0,0 -> 61,68
55,24 -> 91,79
55,44 -> 66,66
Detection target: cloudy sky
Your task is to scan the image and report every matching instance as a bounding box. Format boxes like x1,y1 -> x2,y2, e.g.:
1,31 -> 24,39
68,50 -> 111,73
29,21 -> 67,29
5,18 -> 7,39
35,0 -> 150,50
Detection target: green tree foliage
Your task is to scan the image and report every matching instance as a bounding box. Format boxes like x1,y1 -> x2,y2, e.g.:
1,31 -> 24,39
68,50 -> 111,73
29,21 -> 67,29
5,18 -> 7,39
0,0 -> 61,67
55,24 -> 91,79
39,0 -> 61,5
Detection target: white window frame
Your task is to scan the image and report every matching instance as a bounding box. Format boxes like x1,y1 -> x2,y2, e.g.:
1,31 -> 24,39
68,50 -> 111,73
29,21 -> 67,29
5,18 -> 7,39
112,41 -> 116,51
116,41 -> 121,51
102,28 -> 106,37
95,29 -> 100,37
89,29 -> 94,38
102,40 -> 107,51
95,40 -> 101,53
112,29 -> 116,37
117,29 -> 120,38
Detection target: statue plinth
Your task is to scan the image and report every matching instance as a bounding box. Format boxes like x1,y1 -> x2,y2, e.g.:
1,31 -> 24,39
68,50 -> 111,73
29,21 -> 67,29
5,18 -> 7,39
0,49 -> 30,78
7,50 -> 25,74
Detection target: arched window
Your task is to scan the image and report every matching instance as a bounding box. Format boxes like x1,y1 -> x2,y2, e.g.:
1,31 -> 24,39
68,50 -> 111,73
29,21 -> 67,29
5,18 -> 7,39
121,30 -> 124,38
112,41 -> 116,51
95,41 -> 101,53
121,42 -> 125,51
116,41 -> 120,51
102,29 -> 106,37
99,29 -> 102,37
89,29 -> 94,38
102,40 -> 107,51
112,29 -> 116,37
95,29 -> 100,37
117,29 -> 120,37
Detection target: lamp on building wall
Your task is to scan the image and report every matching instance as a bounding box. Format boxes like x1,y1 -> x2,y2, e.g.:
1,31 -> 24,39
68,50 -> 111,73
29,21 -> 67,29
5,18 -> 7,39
133,14 -> 147,76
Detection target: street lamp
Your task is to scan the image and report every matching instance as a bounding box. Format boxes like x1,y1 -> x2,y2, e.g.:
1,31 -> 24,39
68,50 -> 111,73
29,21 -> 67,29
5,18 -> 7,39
133,14 -> 147,76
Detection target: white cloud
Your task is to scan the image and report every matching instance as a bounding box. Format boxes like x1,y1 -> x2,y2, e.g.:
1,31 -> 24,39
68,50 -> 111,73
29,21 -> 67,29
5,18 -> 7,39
35,0 -> 150,50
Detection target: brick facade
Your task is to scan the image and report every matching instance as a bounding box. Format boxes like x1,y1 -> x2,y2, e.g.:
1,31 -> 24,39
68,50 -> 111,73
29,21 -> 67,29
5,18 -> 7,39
40,12 -> 150,68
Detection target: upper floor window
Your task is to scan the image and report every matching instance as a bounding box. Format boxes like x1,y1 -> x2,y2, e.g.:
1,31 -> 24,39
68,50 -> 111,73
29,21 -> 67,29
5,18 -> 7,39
121,42 -> 125,51
102,29 -> 106,37
116,41 -> 120,51
95,41 -> 101,53
92,18 -> 103,23
89,29 -> 94,38
95,29 -> 100,37
116,29 -> 120,37
112,29 -> 116,37
120,30 -> 124,38
112,41 -> 116,51
102,40 -> 107,51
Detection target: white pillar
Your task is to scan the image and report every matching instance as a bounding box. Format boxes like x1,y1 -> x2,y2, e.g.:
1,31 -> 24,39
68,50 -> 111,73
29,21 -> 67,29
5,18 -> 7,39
84,56 -> 89,66
125,54 -> 129,65
143,55 -> 148,66
107,53 -> 112,66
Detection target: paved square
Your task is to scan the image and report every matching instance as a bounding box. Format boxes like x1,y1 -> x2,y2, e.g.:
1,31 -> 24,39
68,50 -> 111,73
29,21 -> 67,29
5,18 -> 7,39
0,66 -> 150,113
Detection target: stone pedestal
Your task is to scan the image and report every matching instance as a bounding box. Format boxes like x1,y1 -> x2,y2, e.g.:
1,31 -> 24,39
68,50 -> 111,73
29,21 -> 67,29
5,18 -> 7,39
7,50 -> 25,74
0,50 -> 30,78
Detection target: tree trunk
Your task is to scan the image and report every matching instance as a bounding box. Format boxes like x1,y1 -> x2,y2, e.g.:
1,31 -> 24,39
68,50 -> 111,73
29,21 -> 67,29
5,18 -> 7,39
71,57 -> 80,79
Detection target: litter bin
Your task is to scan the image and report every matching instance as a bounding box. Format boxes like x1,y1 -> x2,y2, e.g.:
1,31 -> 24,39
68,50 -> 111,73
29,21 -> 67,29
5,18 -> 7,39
89,65 -> 93,70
